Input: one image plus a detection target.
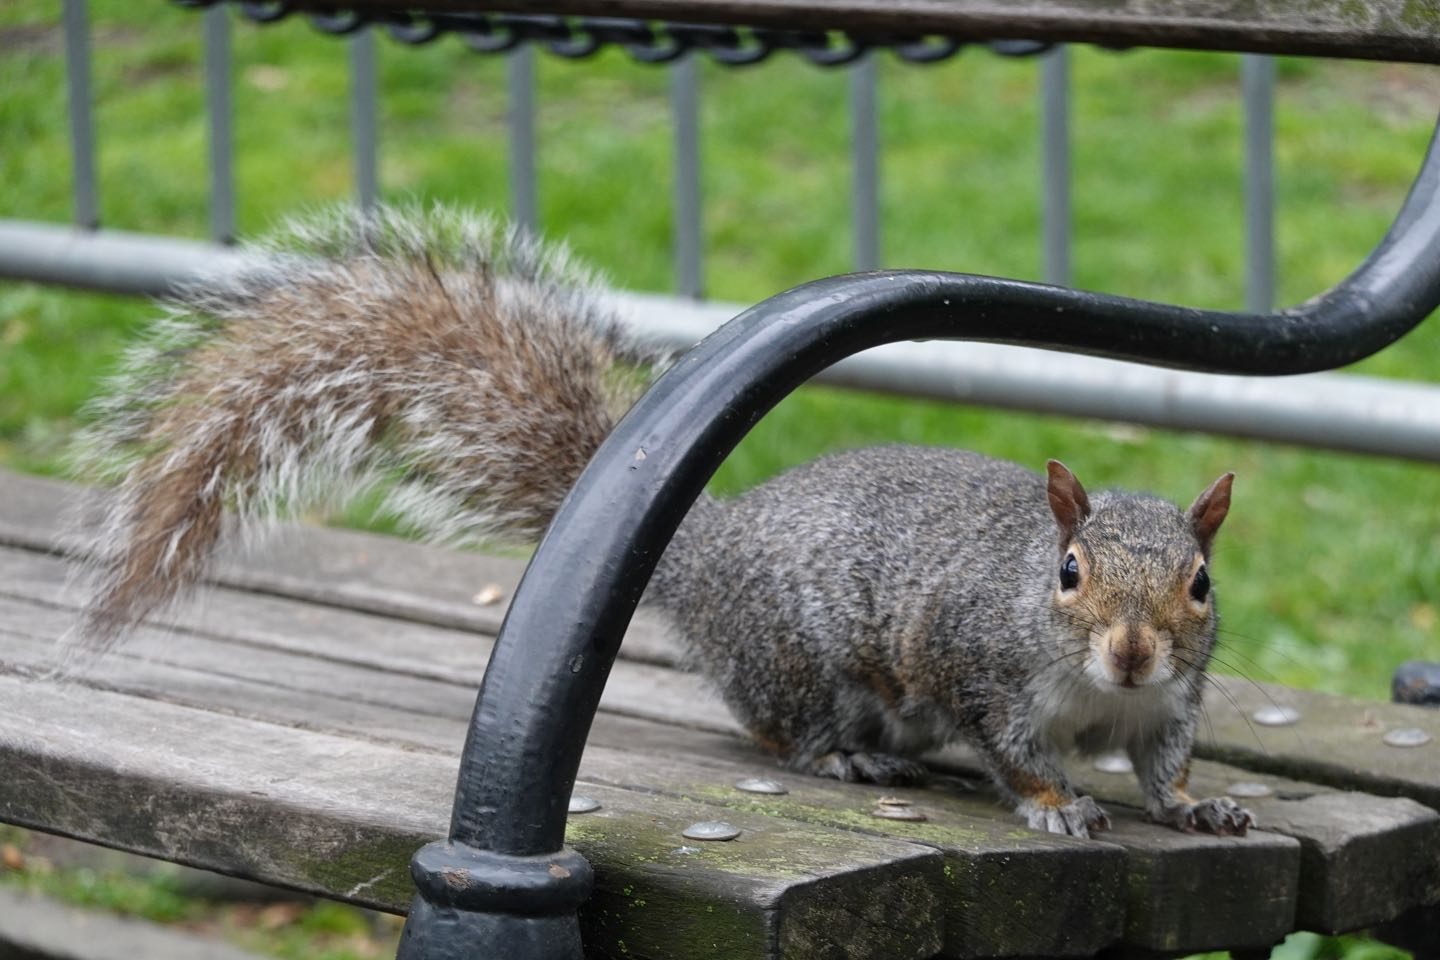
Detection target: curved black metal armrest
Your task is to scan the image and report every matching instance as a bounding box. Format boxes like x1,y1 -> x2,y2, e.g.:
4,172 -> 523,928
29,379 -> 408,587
395,117 -> 1440,959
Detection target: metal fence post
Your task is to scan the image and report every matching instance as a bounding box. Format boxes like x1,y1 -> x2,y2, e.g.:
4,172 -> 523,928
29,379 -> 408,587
508,45 -> 538,233
63,0 -> 98,229
203,5 -> 235,242
850,51 -> 880,271
351,30 -> 380,212
1041,45 -> 1071,286
671,55 -> 703,298
1243,54 -> 1276,312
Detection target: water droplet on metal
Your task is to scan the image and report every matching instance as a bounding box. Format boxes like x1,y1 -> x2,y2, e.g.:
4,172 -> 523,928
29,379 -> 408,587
1226,781 -> 1273,799
1383,727 -> 1432,748
568,795 -> 600,814
1252,705 -> 1301,727
1093,752 -> 1133,774
683,821 -> 740,841
870,806 -> 927,822
734,778 -> 788,795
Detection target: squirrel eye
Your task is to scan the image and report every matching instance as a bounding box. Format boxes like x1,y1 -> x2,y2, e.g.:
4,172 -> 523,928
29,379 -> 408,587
1059,553 -> 1080,591
1190,565 -> 1211,602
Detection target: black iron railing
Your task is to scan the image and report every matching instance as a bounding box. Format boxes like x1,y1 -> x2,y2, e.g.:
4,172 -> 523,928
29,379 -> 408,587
182,1 -> 1060,64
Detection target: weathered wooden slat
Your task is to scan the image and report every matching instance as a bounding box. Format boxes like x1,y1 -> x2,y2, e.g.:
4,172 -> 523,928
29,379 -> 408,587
574,715 -> 1307,956
0,674 -> 946,960
0,469 -> 684,667
570,740 -> 1131,959
1197,676 -> 1440,811
1099,815 -> 1297,956
573,803 -> 945,960
1080,757 -> 1440,935
593,716 -> 1438,945
579,746 -> 1302,958
567,715 -> 1306,956
342,0 -> 1440,63
0,544 -> 737,736
0,614 -> 470,754
0,586 -> 733,770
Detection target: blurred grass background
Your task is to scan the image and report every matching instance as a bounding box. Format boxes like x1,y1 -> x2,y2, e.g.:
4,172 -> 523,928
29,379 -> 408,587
0,3 -> 1436,958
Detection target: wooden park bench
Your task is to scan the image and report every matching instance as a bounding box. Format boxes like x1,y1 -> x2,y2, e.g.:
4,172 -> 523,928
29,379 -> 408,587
3,468 -> 1440,959
3,3 -> 1440,959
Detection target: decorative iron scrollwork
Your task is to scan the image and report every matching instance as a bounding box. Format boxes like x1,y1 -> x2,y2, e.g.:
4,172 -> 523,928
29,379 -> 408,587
175,1 -> 1063,66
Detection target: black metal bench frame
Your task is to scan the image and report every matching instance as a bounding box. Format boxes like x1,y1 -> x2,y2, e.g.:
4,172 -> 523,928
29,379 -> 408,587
170,5 -> 1440,957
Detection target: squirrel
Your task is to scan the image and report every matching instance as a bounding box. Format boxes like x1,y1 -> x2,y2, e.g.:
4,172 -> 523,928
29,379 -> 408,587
65,204 -> 1253,840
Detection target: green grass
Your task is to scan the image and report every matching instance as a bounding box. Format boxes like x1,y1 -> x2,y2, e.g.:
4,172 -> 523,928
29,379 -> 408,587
1,6 -> 1438,958
0,825 -> 401,958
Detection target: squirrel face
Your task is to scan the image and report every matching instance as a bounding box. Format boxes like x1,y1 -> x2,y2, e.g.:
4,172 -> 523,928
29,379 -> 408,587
1045,461 -> 1233,693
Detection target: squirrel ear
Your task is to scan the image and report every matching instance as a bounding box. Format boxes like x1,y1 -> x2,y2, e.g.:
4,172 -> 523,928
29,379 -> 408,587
1188,472 -> 1234,554
1046,460 -> 1092,543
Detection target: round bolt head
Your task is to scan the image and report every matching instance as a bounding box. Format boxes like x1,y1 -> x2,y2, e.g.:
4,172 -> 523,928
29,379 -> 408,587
682,821 -> 741,841
1093,752 -> 1134,775
568,795 -> 601,814
1225,781 -> 1273,799
734,778 -> 788,795
1252,705 -> 1301,727
870,805 -> 927,822
1392,660 -> 1440,707
1383,727 -> 1433,748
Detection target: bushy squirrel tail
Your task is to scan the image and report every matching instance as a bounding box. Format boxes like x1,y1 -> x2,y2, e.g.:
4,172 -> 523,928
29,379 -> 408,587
67,204 -> 665,655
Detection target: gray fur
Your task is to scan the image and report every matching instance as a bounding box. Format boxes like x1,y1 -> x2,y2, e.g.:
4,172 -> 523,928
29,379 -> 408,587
649,447 -> 1252,837
64,204 -> 666,660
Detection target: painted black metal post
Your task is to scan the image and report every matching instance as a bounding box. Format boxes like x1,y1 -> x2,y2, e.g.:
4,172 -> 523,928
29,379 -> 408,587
396,118 -> 1440,958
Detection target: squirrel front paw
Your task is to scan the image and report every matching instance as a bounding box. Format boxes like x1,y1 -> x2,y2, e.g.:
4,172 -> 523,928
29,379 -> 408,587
1017,794 -> 1111,839
1151,796 -> 1255,836
805,751 -> 930,786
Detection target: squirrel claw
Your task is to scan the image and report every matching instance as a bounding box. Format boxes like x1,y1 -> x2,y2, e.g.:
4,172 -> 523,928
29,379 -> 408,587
806,751 -> 929,786
1155,796 -> 1255,836
1019,795 -> 1110,839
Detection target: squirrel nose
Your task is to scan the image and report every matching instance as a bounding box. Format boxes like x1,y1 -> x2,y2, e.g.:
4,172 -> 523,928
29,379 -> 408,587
1111,646 -> 1152,674
1108,623 -> 1156,678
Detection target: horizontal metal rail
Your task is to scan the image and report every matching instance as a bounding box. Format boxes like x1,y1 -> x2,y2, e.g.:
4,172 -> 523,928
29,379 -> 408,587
3,218 -> 1436,463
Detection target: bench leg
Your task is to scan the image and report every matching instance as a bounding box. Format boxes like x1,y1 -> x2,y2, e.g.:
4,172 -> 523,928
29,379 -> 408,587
397,841 -> 593,960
